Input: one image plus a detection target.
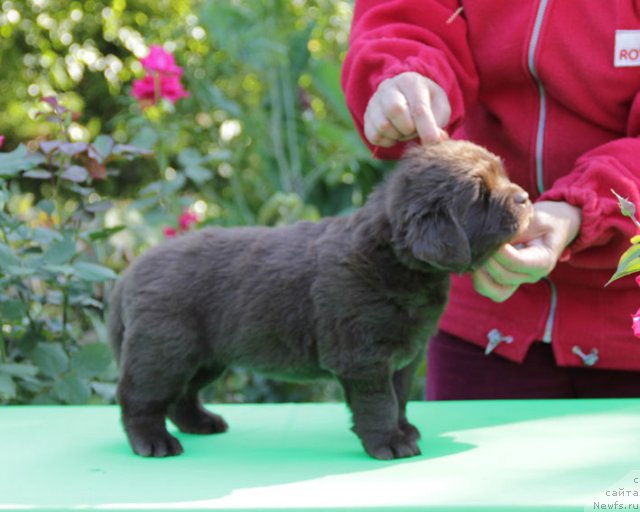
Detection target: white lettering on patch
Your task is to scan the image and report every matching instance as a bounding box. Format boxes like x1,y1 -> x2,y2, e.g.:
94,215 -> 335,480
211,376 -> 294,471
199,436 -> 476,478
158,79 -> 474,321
615,30 -> 640,67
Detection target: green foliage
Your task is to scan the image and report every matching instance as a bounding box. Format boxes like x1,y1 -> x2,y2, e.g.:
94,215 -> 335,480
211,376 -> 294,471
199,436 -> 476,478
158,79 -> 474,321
0,97 -> 148,404
0,1 -> 402,405
608,190 -> 640,286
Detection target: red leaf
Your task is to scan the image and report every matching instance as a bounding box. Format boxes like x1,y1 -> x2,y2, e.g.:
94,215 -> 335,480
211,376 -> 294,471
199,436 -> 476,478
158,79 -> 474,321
81,155 -> 107,180
41,96 -> 68,116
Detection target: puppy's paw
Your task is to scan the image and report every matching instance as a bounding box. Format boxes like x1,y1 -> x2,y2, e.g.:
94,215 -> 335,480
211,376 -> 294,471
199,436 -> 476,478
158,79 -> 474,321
399,419 -> 421,442
363,430 -> 421,460
172,410 -> 229,435
129,430 -> 184,457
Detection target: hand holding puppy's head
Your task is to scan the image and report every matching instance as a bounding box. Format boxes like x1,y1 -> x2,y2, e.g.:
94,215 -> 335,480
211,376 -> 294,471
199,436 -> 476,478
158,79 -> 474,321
387,140 -> 532,273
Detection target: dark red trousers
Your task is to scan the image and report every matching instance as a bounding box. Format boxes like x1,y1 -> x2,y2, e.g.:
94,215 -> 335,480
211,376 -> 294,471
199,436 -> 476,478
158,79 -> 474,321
426,330 -> 640,400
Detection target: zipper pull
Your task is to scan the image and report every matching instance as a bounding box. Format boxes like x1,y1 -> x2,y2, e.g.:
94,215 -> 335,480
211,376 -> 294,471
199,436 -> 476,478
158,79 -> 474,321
485,328 -> 514,355
572,346 -> 599,367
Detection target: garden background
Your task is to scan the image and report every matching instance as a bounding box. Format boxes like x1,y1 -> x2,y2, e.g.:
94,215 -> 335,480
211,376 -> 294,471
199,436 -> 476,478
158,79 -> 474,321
0,0 -> 421,406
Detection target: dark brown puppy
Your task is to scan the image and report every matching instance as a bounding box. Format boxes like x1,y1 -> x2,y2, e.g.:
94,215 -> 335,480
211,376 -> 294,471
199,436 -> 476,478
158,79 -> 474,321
108,140 -> 531,460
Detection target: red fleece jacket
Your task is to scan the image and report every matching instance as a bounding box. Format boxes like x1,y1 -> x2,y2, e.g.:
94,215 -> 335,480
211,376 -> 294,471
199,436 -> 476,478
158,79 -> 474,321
342,0 -> 640,370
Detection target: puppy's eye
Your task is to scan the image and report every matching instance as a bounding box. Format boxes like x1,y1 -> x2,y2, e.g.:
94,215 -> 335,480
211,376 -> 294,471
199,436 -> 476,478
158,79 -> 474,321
471,178 -> 489,203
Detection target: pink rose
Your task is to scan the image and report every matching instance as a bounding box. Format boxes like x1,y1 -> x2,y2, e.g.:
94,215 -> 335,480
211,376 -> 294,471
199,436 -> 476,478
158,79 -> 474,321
0,135 -> 4,149
131,45 -> 189,107
632,311 -> 640,337
632,308 -> 640,338
131,74 -> 189,106
163,227 -> 178,238
140,45 -> 183,76
179,210 -> 198,231
131,75 -> 156,104
157,74 -> 189,103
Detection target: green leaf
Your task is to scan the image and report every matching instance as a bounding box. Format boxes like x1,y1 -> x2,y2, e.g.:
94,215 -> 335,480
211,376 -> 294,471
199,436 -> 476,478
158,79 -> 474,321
0,363 -> 39,379
0,242 -> 21,269
90,135 -> 115,163
91,382 -> 117,402
85,225 -> 126,241
130,126 -> 158,150
23,169 -> 53,180
0,299 -> 25,321
71,343 -> 114,378
60,165 -> 89,183
40,264 -> 76,276
184,165 -> 213,185
5,266 -> 36,277
57,142 -> 88,156
607,243 -> 640,285
31,227 -> 63,245
53,374 -> 91,404
31,342 -> 69,377
73,262 -> 118,282
37,199 -> 55,216
0,144 -> 39,178
84,200 -> 113,213
178,148 -> 204,167
0,372 -> 16,399
41,238 -> 76,266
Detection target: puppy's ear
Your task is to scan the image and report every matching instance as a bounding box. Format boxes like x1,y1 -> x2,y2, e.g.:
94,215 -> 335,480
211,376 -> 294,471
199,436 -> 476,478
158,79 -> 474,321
408,208 -> 471,271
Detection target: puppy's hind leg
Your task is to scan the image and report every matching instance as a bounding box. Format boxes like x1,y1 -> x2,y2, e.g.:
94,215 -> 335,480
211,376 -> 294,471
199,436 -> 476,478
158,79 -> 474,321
117,330 -> 199,457
169,364 -> 229,435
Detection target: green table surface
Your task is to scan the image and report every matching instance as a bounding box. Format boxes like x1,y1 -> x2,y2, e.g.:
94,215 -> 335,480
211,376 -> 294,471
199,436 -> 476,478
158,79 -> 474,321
2,400 -> 640,512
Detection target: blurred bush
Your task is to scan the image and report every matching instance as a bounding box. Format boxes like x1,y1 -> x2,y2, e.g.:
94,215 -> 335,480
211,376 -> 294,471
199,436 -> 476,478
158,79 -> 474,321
0,0 -> 417,406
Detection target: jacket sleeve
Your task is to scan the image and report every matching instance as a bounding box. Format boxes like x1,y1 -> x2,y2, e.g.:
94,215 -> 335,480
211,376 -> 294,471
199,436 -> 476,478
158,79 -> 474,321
340,0 -> 479,160
539,92 -> 640,269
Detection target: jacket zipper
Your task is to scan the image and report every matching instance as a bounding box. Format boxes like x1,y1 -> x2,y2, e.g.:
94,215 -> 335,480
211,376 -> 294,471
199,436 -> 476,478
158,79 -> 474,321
528,0 -> 549,195
527,0 -> 557,344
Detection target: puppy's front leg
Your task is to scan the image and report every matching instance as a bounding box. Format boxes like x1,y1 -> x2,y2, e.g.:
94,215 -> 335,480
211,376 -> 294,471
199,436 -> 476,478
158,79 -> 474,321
393,351 -> 424,442
339,374 -> 421,460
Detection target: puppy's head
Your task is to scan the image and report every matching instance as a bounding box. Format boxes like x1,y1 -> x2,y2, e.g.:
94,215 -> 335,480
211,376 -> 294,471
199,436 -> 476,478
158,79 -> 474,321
386,140 -> 532,273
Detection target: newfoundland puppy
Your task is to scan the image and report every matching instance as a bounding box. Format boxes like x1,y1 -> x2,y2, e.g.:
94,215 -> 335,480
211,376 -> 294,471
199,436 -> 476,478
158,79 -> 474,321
108,140 -> 532,459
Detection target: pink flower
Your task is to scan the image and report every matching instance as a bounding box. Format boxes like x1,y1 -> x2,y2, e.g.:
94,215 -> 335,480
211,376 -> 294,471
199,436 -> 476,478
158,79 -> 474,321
632,308 -> 640,338
636,275 -> 640,287
159,74 -> 189,103
131,45 -> 189,107
0,135 -> 4,149
131,75 -> 156,104
131,74 -> 189,106
163,209 -> 199,238
179,210 -> 199,231
140,45 -> 183,76
163,227 -> 178,238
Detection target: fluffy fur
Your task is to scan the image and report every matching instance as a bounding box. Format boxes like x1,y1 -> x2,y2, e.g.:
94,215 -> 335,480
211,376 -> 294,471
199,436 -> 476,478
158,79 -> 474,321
108,140 -> 531,459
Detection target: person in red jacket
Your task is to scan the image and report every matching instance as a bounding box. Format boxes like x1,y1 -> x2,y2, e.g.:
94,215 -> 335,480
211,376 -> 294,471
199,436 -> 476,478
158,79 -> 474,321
341,1 -> 640,399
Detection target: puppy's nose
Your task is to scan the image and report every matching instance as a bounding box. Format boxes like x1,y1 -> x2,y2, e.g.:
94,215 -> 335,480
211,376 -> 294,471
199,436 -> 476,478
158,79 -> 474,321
514,191 -> 530,205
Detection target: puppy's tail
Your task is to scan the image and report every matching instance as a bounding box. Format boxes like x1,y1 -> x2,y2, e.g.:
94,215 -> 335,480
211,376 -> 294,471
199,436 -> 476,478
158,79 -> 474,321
107,280 -> 125,364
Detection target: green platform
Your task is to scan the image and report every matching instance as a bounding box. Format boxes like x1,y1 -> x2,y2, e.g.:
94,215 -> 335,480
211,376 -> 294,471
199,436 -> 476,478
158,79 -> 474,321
2,400 -> 640,511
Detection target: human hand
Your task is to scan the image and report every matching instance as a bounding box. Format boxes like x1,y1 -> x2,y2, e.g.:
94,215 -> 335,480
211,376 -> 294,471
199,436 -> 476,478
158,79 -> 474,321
471,201 -> 582,302
363,71 -> 451,147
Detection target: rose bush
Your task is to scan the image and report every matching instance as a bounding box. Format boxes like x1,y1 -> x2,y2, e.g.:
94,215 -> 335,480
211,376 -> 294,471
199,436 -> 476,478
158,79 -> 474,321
0,0 -> 392,405
609,190 -> 640,338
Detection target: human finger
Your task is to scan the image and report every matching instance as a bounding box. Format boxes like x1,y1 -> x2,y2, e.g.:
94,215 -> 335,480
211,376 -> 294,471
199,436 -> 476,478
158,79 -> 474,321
492,242 -> 555,280
471,267 -> 518,303
483,254 -> 538,287
396,80 -> 440,144
380,88 -> 418,138
363,100 -> 405,146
